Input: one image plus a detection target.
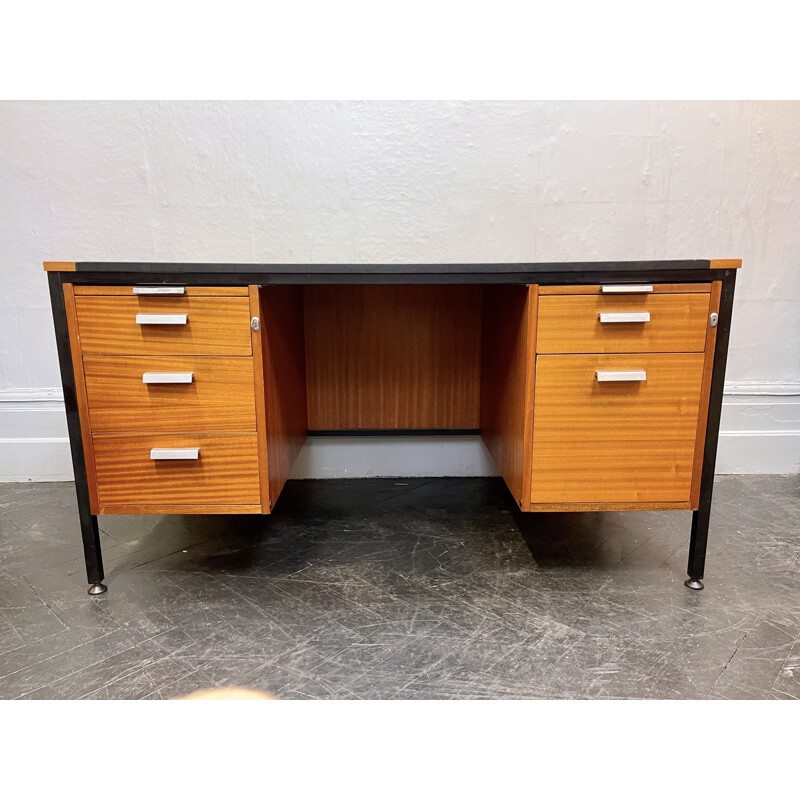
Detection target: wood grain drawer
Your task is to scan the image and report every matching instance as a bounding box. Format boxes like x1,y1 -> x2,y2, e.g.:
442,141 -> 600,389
536,292 -> 710,354
92,432 -> 260,507
74,295 -> 252,355
530,353 -> 705,504
83,356 -> 257,432
74,286 -> 249,297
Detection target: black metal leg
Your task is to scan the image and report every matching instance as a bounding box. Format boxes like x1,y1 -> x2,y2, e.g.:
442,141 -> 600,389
48,271 -> 107,596
685,506 -> 709,590
80,511 -> 106,595
684,270 -> 737,591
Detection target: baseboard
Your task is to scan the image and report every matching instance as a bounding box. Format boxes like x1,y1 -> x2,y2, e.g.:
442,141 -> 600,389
716,387 -> 800,474
288,435 -> 497,479
0,437 -> 75,481
0,390 -> 74,481
1,385 -> 798,482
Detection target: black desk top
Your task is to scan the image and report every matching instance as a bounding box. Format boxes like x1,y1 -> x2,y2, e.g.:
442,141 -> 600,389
45,259 -> 740,285
70,259 -> 710,274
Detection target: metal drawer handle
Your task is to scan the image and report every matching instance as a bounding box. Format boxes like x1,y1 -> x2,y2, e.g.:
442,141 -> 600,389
150,448 -> 199,460
133,286 -> 185,295
142,372 -> 194,384
596,370 -> 647,382
135,313 -> 188,325
601,285 -> 654,294
598,312 -> 651,323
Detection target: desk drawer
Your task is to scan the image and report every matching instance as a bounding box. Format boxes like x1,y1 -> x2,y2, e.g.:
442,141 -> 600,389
92,432 -> 260,506
74,295 -> 252,355
536,292 -> 710,354
83,356 -> 257,432
530,353 -> 705,504
74,285 -> 249,297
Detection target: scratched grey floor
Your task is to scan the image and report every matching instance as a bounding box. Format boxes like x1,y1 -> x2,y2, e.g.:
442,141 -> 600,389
1,475 -> 798,700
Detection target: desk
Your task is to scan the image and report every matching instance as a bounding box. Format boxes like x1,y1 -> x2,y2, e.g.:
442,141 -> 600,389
44,259 -> 741,595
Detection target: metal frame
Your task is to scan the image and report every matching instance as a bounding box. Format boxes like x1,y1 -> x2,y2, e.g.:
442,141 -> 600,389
47,271 -> 106,594
48,261 -> 737,595
685,269 -> 737,590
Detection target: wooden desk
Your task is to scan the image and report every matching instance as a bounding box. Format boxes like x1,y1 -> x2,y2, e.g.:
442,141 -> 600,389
44,259 -> 741,595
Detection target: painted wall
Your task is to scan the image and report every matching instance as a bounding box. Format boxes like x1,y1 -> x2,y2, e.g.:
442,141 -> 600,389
1,101 -> 798,478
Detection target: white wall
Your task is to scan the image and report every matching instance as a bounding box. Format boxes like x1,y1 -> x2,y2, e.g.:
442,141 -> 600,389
1,101 -> 798,479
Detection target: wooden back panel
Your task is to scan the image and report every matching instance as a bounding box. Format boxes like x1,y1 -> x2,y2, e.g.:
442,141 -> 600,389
304,285 -> 482,430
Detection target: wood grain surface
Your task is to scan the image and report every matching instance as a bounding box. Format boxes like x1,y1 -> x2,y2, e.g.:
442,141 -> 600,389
96,504 -> 263,515
304,285 -> 481,429
480,284 -> 537,506
250,287 -> 271,512
63,283 -> 100,513
43,261 -> 75,271
259,285 -> 309,508
710,259 -> 742,269
530,353 -> 705,504
74,295 -> 252,355
74,286 -> 248,296
529,501 -> 693,512
536,293 -> 710,354
92,432 -> 260,506
690,280 -> 723,508
538,283 -> 711,295
82,356 -> 257,432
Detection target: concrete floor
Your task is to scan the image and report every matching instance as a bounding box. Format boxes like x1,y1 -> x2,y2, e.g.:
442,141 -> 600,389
0,475 -> 798,699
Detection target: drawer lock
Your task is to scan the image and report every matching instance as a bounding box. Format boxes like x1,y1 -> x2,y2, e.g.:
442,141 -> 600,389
709,312 -> 718,328
251,316 -> 260,332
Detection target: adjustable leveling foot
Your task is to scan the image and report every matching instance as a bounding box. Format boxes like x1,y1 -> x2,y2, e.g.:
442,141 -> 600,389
88,583 -> 108,596
684,578 -> 704,590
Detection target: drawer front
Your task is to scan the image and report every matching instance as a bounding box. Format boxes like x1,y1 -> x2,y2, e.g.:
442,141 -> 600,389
74,286 -> 249,297
536,293 -> 710,354
530,353 -> 705,504
83,356 -> 257,432
74,295 -> 252,355
92,433 -> 260,506
538,283 -> 711,296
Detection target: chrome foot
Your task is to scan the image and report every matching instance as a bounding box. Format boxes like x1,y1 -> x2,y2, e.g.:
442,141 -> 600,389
88,582 -> 108,596
684,578 -> 704,591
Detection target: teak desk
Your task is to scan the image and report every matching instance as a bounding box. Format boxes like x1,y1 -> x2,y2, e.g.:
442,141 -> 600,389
44,259 -> 741,595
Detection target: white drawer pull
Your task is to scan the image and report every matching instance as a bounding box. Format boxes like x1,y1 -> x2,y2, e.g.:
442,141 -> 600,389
596,370 -> 647,382
599,312 -> 651,323
136,313 -> 188,325
142,372 -> 194,384
133,286 -> 185,295
601,285 -> 654,294
150,448 -> 199,460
